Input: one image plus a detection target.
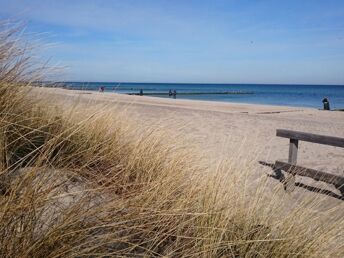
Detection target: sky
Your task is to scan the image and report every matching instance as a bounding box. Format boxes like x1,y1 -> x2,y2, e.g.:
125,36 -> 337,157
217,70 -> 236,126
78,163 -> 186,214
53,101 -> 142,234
0,0 -> 343,84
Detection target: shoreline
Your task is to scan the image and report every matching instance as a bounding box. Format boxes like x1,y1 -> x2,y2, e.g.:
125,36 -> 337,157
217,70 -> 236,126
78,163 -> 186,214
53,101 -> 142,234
58,86 -> 340,110
48,87 -> 319,111
52,81 -> 344,110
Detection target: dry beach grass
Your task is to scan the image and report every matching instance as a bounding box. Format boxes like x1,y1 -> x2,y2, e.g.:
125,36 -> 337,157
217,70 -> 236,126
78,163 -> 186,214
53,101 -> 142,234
0,22 -> 343,257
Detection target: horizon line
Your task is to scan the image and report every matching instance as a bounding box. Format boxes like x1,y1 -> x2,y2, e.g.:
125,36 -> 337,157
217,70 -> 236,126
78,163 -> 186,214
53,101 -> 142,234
50,81 -> 344,87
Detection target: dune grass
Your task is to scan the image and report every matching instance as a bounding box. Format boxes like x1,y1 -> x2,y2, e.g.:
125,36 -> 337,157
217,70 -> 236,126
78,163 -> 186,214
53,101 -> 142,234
0,22 -> 343,257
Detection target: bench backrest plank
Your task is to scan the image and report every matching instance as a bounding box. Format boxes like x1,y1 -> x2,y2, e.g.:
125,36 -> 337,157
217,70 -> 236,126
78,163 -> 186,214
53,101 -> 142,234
276,129 -> 344,148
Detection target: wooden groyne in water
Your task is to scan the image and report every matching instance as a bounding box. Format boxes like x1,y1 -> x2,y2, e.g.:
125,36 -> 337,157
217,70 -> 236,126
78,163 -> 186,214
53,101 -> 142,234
128,91 -> 254,96
57,86 -> 255,96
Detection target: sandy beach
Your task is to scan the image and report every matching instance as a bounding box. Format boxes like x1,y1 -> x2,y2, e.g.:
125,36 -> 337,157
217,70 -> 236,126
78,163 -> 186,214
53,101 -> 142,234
36,87 -> 344,212
2,2 -> 344,254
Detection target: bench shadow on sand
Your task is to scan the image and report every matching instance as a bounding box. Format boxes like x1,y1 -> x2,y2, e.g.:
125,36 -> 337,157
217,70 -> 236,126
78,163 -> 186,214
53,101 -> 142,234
259,161 -> 344,201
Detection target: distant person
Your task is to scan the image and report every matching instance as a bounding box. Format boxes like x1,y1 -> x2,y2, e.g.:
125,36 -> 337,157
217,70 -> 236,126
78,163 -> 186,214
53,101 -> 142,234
99,86 -> 104,92
169,89 -> 173,97
322,97 -> 330,110
173,90 -> 177,99
139,89 -> 143,96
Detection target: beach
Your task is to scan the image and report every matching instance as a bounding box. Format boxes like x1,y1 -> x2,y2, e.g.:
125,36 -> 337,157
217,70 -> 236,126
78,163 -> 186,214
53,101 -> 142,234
37,88 -> 344,201
2,84 -> 342,256
2,2 -> 344,254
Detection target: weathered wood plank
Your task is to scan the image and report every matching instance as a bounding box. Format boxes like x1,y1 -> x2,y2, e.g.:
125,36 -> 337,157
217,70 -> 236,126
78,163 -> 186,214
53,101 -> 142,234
275,161 -> 344,190
285,139 -> 298,192
276,129 -> 344,148
288,139 -> 298,164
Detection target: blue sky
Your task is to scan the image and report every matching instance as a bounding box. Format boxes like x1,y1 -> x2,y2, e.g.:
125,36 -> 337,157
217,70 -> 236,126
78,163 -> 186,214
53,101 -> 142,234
0,0 -> 343,84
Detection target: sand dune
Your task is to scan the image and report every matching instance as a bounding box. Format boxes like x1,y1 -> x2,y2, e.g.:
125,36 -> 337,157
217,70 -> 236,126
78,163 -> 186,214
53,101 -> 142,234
36,87 -> 344,214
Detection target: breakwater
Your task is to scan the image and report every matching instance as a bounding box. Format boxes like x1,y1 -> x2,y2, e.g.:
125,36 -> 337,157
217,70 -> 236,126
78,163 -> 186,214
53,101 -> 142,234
128,91 -> 254,96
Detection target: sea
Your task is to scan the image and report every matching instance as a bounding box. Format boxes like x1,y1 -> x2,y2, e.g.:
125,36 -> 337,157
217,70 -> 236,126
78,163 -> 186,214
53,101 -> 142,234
60,82 -> 344,109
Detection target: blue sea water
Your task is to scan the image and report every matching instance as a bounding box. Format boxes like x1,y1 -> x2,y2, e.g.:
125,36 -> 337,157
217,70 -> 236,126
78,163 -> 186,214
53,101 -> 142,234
61,82 -> 344,109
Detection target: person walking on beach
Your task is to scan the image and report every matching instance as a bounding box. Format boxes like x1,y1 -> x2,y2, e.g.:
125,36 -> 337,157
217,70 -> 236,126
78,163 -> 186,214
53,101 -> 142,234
322,97 -> 330,110
139,89 -> 143,96
169,89 -> 173,97
173,90 -> 177,99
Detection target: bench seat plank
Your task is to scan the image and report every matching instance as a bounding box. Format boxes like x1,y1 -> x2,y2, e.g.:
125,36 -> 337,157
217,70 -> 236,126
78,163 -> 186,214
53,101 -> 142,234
275,160 -> 344,190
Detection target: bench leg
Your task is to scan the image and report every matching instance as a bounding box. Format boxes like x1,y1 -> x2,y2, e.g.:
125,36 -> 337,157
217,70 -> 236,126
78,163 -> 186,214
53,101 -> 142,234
284,139 -> 298,192
284,174 -> 296,192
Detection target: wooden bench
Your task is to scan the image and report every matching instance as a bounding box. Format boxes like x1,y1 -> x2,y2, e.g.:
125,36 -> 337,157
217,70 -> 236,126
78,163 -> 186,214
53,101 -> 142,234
275,129 -> 344,193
